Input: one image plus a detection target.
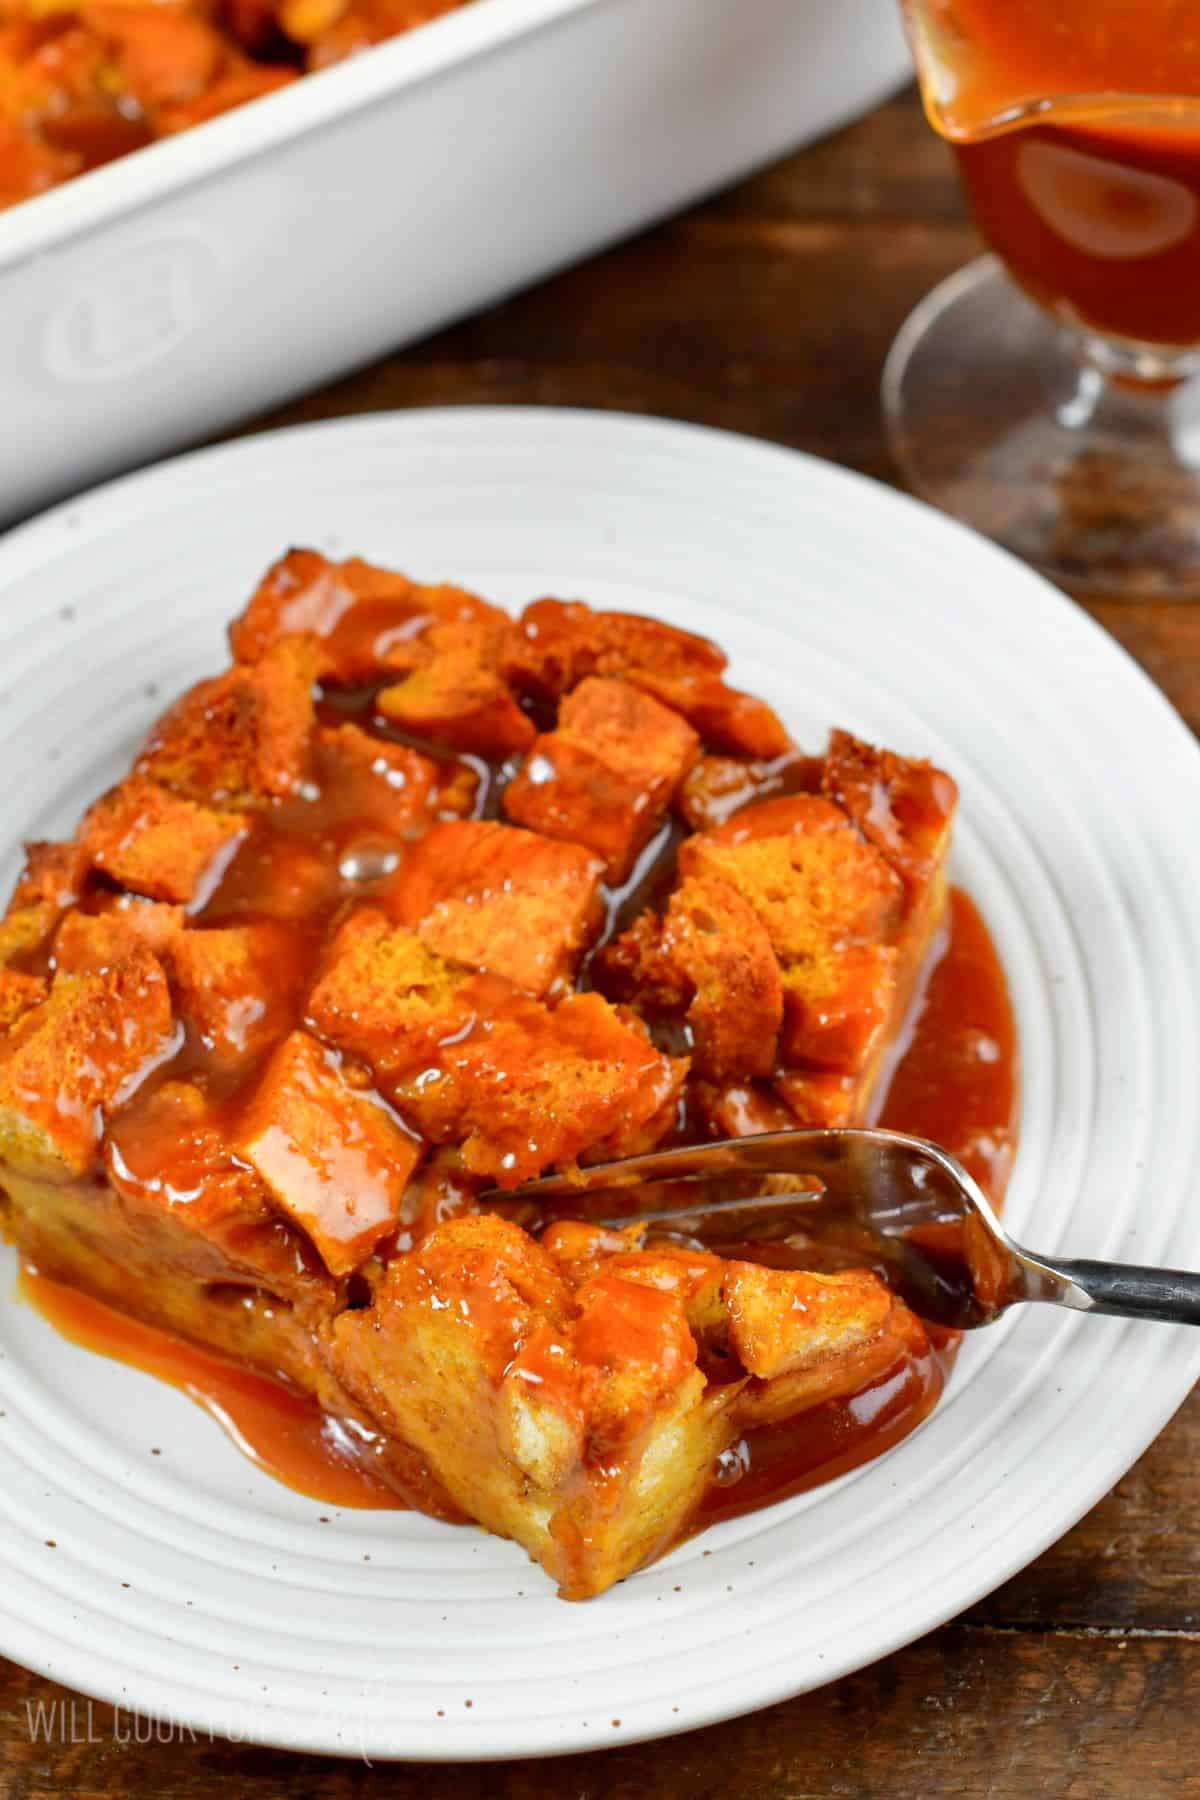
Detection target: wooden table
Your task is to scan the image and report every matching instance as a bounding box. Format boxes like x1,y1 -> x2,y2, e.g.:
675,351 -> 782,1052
3,83 -> 1199,1800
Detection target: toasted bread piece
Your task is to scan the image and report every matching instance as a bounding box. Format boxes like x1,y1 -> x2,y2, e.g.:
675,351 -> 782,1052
229,549 -> 498,687
503,598 -> 726,700
317,723 -> 476,838
543,1224 -> 727,1341
10,839 -> 90,913
600,792 -> 910,1104
0,902 -> 59,968
237,1031 -> 423,1276
588,908 -> 692,1013
663,877 -> 782,1080
306,907 -> 483,1077
376,610 -> 534,760
0,839 -> 88,968
779,941 -> 898,1074
0,968 -> 47,1034
166,921 -> 303,1072
137,637 -> 316,808
0,945 -> 173,1177
81,777 -> 247,906
54,899 -> 185,974
538,1221 -> 917,1404
678,752 -> 822,833
679,795 -> 904,964
723,1262 -> 894,1379
387,819 -> 604,999
504,598 -> 790,756
389,990 -> 687,1185
733,1275 -> 931,1427
105,1078 -> 325,1298
822,729 -> 957,898
595,874 -> 783,1081
541,1221 -> 931,1427
504,677 -> 699,881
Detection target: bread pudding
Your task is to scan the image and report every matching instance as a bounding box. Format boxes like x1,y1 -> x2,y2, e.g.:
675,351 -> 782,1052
0,549 -> 986,1598
0,0 -> 470,209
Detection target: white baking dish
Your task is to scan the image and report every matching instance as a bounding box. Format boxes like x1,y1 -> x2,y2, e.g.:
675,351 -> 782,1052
0,0 -> 910,524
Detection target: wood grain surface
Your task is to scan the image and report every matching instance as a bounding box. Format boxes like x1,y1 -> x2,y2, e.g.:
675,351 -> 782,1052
3,82 -> 1199,1800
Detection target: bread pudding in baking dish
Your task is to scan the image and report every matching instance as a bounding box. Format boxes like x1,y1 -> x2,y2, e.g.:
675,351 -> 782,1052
0,0 -> 470,208
0,549 -> 1014,1597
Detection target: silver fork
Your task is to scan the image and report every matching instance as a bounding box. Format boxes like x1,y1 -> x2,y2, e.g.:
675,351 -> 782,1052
484,1129 -> 1200,1331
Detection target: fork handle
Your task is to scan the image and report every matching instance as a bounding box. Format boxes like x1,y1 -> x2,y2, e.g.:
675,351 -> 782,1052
1050,1258 -> 1200,1325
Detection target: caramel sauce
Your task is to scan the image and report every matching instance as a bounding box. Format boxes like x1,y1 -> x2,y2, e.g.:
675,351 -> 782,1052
18,890 -> 1017,1518
915,0 -> 1200,346
18,1266 -> 399,1509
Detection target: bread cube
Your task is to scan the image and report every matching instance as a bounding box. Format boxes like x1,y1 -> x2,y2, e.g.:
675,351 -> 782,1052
542,1229 -> 928,1439
54,900 -> 185,973
0,969 -> 47,1034
306,907 -> 482,1077
229,548 -> 460,682
636,671 -> 791,759
723,1262 -> 894,1380
81,777 -> 247,906
679,794 -> 904,965
822,730 -> 957,900
390,990 -> 687,1185
0,903 -> 58,968
0,945 -> 174,1177
503,677 -> 699,881
503,597 -> 727,701
678,751 -> 827,834
167,921 -> 303,1072
389,819 -> 604,999
597,875 -> 782,1081
668,878 -> 782,1079
376,613 -> 534,759
379,991 -> 646,1179
237,1031 -> 423,1277
503,597 -> 790,756
779,942 -> 898,1074
317,722 -> 476,840
0,840 -> 93,968
10,839 -> 90,913
229,551 -> 504,687
137,637 -> 316,809
544,1225 -> 727,1342
105,1077 -> 329,1302
588,909 -> 692,1012
734,1277 -> 931,1428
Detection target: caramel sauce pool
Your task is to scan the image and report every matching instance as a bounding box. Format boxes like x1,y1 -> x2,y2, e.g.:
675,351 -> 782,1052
18,887 -> 1017,1519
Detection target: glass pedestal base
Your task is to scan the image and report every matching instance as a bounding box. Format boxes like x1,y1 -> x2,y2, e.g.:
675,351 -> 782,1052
883,256 -> 1200,598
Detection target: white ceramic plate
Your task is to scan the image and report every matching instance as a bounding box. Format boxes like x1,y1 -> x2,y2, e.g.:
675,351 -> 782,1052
0,409 -> 1198,1762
